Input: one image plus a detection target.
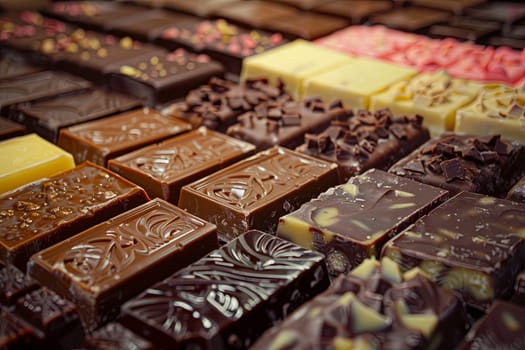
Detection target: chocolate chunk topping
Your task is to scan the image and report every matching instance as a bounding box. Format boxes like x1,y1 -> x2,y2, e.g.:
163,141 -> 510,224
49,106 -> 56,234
404,161 -> 426,174
441,158 -> 465,182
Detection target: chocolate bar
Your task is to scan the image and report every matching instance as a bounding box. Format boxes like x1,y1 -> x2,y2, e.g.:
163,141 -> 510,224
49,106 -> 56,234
264,11 -> 349,40
428,17 -> 500,43
10,88 -> 142,142
0,53 -> 43,81
370,6 -> 451,33
28,198 -> 218,331
108,127 -> 255,204
108,49 -> 224,106
389,133 -> 525,197
58,108 -> 192,166
0,309 -> 35,349
297,109 -> 430,183
277,169 -> 448,275
382,191 -> 525,311
179,146 -> 338,241
507,176 -> 525,203
0,117 -> 25,141
313,0 -> 393,24
120,230 -> 329,349
82,322 -> 154,350
412,0 -> 486,15
227,97 -> 343,151
214,1 -> 298,29
0,264 -> 39,305
251,258 -> 468,350
162,0 -> 241,18
466,2 -> 525,32
0,162 -> 149,270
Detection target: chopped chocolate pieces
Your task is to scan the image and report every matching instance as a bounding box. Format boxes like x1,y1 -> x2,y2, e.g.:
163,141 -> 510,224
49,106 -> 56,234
441,158 -> 465,182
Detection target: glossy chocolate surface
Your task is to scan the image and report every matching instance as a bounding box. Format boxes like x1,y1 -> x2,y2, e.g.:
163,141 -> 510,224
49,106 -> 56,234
265,12 -> 348,40
389,133 -> 525,197
12,88 -> 142,142
252,258 -> 468,350
179,146 -> 338,241
58,108 -> 192,166
298,109 -> 430,183
227,97 -> 343,151
29,198 -> 218,331
109,127 -> 255,204
108,49 -> 224,106
121,230 -> 329,349
277,169 -> 448,275
383,191 -> 525,310
215,0 -> 298,29
0,162 -> 148,270
507,176 -> 525,203
0,53 -> 43,81
412,0 -> 486,14
313,0 -> 393,23
162,0 -> 241,17
0,117 -> 25,141
371,6 -> 451,32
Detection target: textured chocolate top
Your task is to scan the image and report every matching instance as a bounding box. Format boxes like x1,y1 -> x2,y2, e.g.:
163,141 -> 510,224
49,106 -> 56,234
389,133 -> 525,197
121,230 -> 326,348
507,176 -> 525,203
252,258 -> 467,350
298,108 -> 429,182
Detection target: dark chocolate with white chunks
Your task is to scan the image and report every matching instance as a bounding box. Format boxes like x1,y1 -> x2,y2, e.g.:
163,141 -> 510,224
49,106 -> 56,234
389,133 -> 525,198
120,230 -> 329,350
227,97 -> 344,151
28,198 -> 218,331
382,191 -> 525,311
297,108 -> 430,183
163,77 -> 292,132
277,169 -> 448,275
507,175 -> 525,203
251,258 -> 468,350
457,301 -> 525,350
178,146 -> 338,242
0,162 -> 149,270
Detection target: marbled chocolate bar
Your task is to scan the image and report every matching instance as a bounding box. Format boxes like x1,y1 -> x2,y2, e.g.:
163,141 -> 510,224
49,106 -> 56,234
120,230 -> 329,349
179,146 -> 338,241
277,169 -> 448,275
383,191 -> 525,311
28,198 -> 218,331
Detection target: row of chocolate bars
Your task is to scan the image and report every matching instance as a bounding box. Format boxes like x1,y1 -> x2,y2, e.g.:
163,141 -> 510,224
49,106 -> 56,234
1,0 -> 525,349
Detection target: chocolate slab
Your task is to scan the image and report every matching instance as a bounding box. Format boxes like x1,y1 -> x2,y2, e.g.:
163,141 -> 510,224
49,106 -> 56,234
264,12 -> 349,40
161,0 -> 241,18
370,6 -> 451,33
313,0 -> 393,23
83,323 -> 154,350
0,53 -> 43,81
457,301 -> 525,349
297,109 -> 430,183
227,97 -> 343,152
179,146 -> 338,241
507,176 -> 525,203
108,127 -> 255,204
0,162 -> 149,270
489,35 -> 525,50
252,258 -> 468,350
0,264 -> 39,305
0,309 -> 35,349
0,117 -> 25,141
163,77 -> 292,132
0,70 -> 91,112
29,198 -> 218,331
466,2 -> 525,32
108,49 -> 224,106
10,88 -> 142,142
412,0 -> 486,14
429,17 -> 500,42
277,169 -> 449,275
58,108 -> 192,166
120,230 -> 329,349
214,0 -> 298,29
269,0 -> 328,10
389,133 -> 525,198
382,191 -> 525,311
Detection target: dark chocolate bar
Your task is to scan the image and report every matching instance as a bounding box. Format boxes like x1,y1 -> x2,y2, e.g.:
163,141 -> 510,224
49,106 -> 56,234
383,191 -> 525,311
120,230 -> 329,349
412,0 -> 486,14
0,162 -> 149,270
0,264 -> 39,305
277,169 -> 449,275
507,176 -> 525,203
313,0 -> 393,23
29,198 -> 218,331
0,117 -> 26,141
297,108 -> 430,183
0,53 -> 43,81
370,6 -> 451,33
428,17 -> 500,42
83,323 -> 154,350
227,97 -> 344,151
0,309 -> 35,349
389,133 -> 525,198
108,127 -> 255,204
214,1 -> 298,29
264,11 -> 349,40
57,108 -> 192,166
251,258 -> 468,350
466,2 -> 525,32
179,146 -> 338,241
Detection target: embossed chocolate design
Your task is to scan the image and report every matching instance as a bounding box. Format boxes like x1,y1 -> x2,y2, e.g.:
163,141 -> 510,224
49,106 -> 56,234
28,198 -> 218,331
383,191 -> 525,310
120,230 -> 329,349
179,147 -> 338,241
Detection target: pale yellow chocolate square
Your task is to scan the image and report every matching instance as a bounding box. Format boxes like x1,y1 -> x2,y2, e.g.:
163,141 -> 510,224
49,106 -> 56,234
0,134 -> 75,194
371,71 -> 482,137
303,58 -> 416,110
241,39 -> 352,99
455,84 -> 525,144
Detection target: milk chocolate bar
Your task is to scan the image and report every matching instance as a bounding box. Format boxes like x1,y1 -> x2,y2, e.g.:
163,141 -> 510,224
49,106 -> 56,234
0,162 -> 149,270
265,12 -> 349,40
29,198 -> 218,331
0,117 -> 25,141
297,109 -> 430,183
0,53 -> 43,81
227,97 -> 343,151
214,1 -> 298,29
179,146 -> 338,241
313,0 -> 393,24
58,108 -> 192,166
108,127 -> 255,204
383,191 -> 525,311
162,0 -> 240,18
120,230 -> 329,349
389,133 -> 525,197
277,169 -> 448,275
251,258 -> 468,350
